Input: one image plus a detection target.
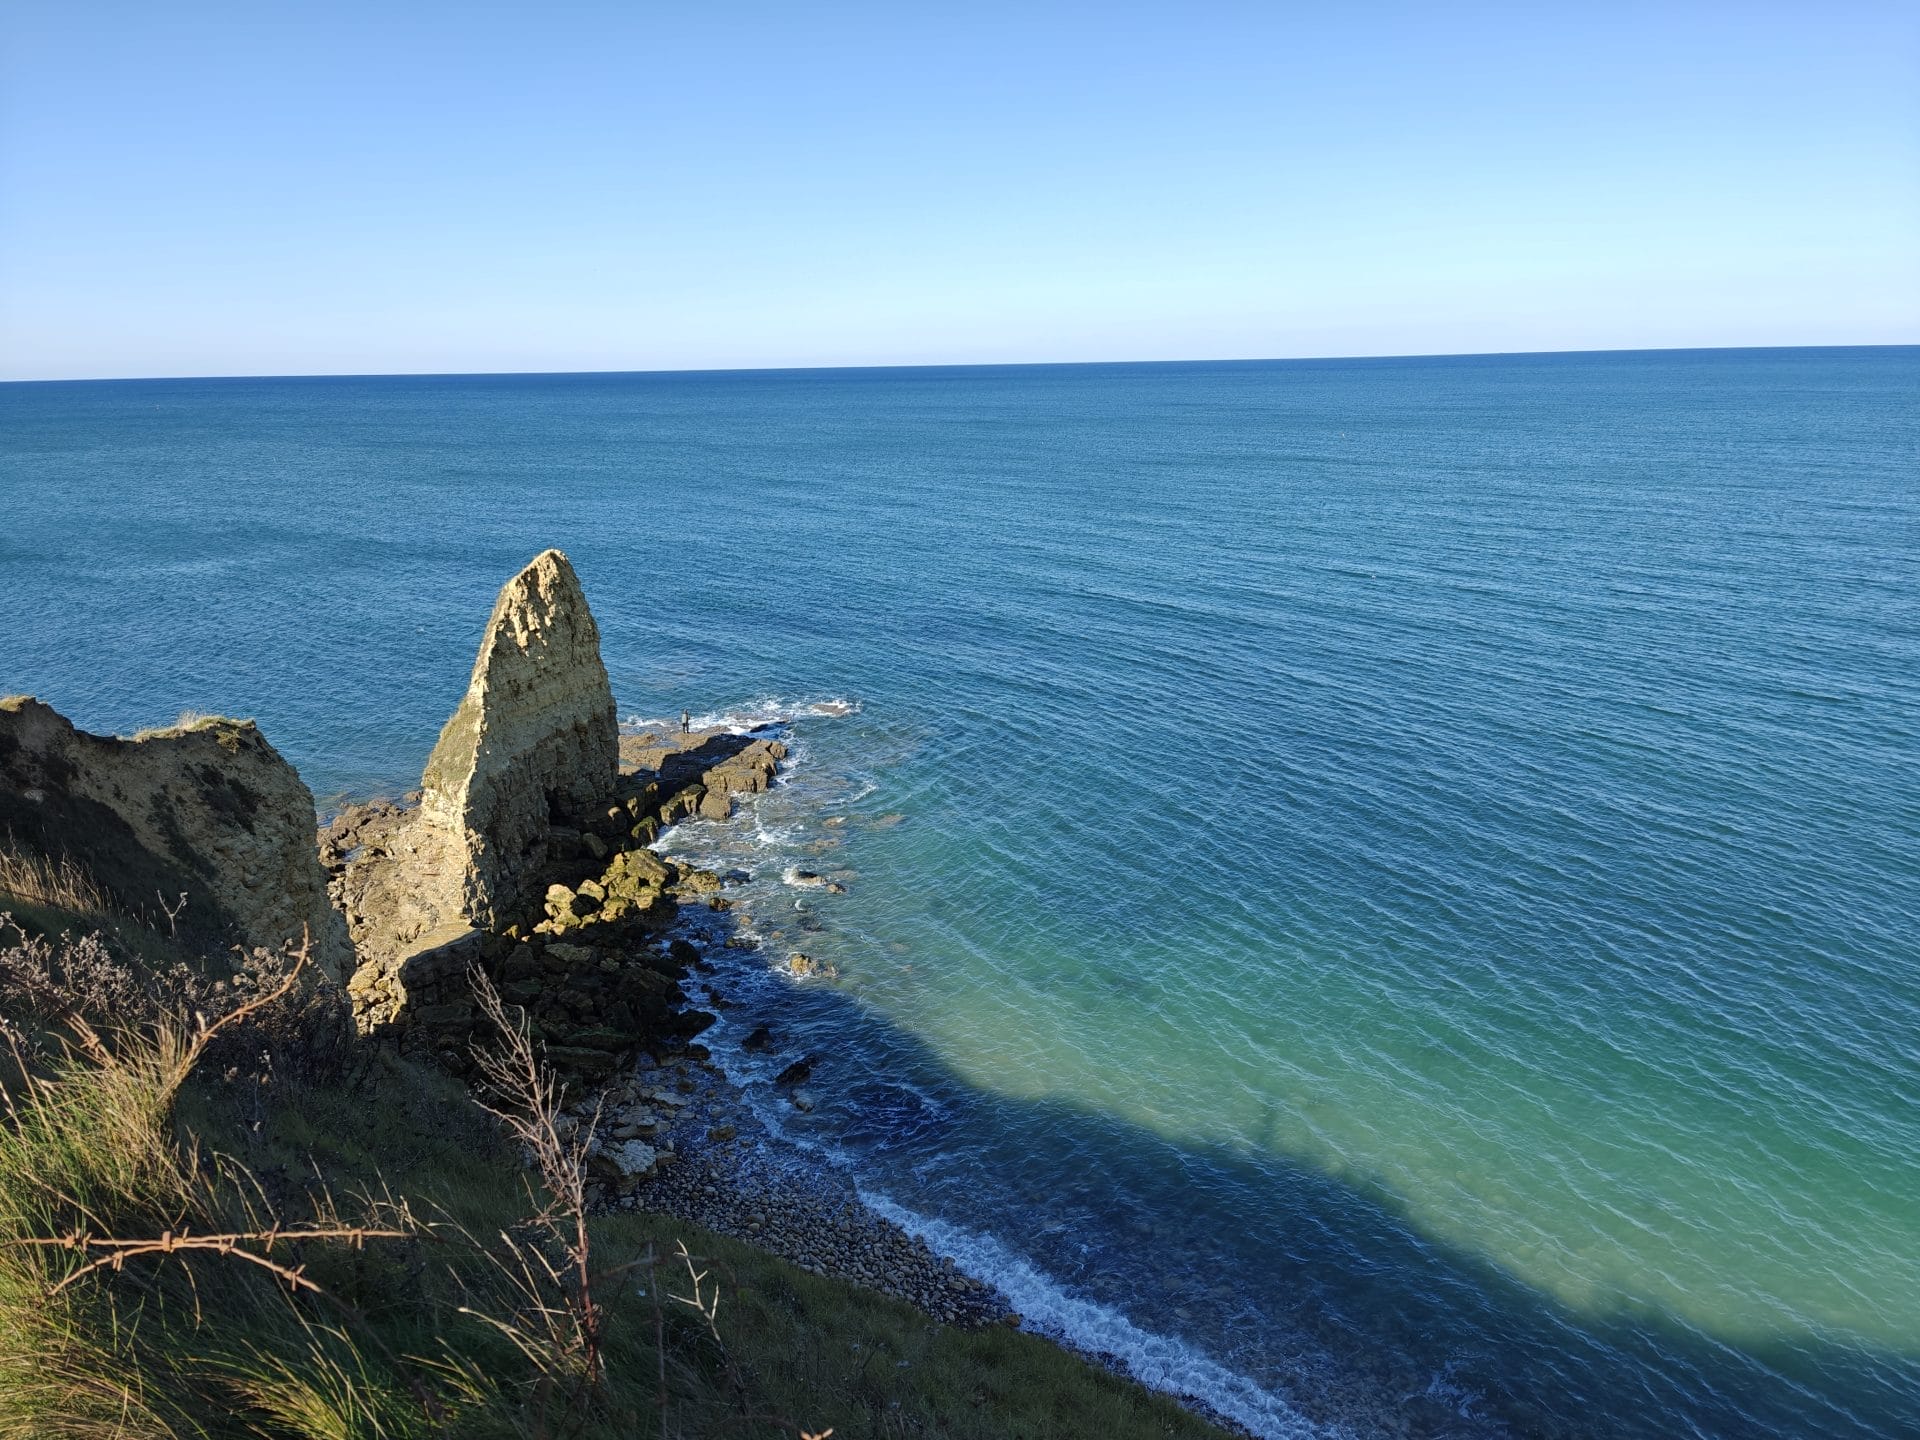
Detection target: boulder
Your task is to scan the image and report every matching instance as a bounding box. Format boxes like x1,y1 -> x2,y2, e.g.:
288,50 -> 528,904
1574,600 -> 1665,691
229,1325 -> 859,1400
597,1138 -> 657,1176
0,696 -> 354,981
773,1054 -> 817,1087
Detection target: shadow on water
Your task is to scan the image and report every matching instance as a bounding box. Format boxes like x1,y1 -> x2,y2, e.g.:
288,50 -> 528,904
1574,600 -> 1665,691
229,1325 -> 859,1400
672,892 -> 1918,1440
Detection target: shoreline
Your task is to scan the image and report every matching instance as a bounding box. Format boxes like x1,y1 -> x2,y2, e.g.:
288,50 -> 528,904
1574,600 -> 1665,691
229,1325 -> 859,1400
578,715 -> 1013,1327
589,1037 -> 1015,1328
582,713 -> 1275,1440
591,1022 -> 1268,1440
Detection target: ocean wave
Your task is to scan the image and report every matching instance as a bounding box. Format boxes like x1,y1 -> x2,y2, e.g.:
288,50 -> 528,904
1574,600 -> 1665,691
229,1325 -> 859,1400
855,1191 -> 1341,1440
620,696 -> 860,735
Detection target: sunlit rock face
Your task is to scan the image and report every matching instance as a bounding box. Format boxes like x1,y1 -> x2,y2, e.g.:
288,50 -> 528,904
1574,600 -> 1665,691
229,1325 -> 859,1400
332,549 -> 623,1034
419,548 -> 619,931
0,695 -> 354,982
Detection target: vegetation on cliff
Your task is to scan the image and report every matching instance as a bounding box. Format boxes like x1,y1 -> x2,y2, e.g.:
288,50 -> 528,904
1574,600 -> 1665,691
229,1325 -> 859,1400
0,906 -> 1231,1440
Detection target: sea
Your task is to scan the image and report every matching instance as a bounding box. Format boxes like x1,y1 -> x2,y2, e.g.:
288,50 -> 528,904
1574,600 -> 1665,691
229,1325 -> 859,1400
2,348 -> 1915,1439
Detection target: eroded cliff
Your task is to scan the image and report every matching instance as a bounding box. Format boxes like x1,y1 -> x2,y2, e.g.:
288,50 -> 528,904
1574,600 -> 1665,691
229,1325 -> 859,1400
0,696 -> 353,980
329,550 -> 767,1079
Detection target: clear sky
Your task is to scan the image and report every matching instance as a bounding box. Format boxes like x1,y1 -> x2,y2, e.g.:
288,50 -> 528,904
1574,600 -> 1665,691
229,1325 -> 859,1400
2,2 -> 1915,379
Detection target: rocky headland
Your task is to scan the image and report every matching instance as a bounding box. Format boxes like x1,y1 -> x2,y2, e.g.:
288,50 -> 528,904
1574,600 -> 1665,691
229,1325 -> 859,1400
0,547 -> 1021,1341
0,545 -> 1292,1440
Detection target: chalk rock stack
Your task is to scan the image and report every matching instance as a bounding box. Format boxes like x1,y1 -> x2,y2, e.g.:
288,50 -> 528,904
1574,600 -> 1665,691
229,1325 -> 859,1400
0,696 -> 354,981
419,548 -> 620,931
333,550 -> 621,1028
329,550 -> 758,1078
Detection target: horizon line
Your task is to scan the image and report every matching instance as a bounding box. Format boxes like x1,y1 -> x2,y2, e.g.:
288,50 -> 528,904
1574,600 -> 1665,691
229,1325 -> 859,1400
4,340 -> 1915,386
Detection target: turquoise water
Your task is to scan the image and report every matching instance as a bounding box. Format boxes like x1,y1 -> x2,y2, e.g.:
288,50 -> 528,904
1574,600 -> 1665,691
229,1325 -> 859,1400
3,349 -> 1916,1438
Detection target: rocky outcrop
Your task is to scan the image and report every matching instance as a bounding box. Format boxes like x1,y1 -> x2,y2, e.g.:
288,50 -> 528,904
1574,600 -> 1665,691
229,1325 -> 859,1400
422,548 -> 620,933
0,696 -> 353,981
328,726 -> 784,1072
325,550 -> 789,1080
330,550 -> 620,1019
618,729 -> 785,824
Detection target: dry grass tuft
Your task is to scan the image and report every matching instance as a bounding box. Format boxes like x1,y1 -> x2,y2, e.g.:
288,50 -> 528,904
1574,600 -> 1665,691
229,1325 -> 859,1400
0,843 -> 113,919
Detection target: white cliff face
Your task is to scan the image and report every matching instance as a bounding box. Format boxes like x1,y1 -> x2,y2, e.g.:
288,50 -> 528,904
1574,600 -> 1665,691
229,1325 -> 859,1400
0,696 -> 355,983
419,548 -> 620,931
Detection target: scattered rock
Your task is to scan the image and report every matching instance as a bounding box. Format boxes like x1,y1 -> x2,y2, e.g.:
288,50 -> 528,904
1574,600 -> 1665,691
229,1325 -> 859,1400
597,1139 -> 657,1176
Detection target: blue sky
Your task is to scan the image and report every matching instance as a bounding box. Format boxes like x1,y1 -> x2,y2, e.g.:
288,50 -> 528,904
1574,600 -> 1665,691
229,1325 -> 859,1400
2,2 -> 1915,379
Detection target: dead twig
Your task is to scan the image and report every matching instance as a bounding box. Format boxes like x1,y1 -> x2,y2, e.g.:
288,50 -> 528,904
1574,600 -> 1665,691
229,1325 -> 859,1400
469,967 -> 604,1389
15,1222 -> 412,1296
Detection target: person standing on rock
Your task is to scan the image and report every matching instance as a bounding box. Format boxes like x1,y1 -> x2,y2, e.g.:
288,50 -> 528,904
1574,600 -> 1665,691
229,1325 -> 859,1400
681,709 -> 691,734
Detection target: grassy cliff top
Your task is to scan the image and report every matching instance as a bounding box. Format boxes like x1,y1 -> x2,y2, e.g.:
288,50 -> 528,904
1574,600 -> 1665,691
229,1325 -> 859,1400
0,916 -> 1235,1440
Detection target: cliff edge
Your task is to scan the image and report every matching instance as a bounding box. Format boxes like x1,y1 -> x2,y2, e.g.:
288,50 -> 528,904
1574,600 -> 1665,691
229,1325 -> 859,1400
0,696 -> 353,980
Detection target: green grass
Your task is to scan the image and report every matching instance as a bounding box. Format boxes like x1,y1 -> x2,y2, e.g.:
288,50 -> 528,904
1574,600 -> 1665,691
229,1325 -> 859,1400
0,927 -> 1234,1440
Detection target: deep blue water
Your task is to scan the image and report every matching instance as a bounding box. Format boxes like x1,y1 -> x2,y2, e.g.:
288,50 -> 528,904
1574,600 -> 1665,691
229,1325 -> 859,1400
3,349 -> 1916,1438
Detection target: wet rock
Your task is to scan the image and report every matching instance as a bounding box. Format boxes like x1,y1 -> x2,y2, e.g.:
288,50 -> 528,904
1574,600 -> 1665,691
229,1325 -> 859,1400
773,1055 -> 817,1088
742,1025 -> 776,1053
672,866 -> 722,897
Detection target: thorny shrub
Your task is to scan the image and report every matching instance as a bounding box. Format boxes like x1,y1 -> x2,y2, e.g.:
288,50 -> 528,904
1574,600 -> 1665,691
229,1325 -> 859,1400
0,914 -> 371,1097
